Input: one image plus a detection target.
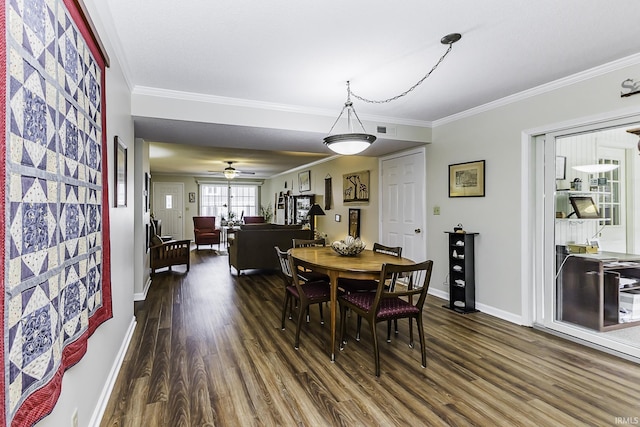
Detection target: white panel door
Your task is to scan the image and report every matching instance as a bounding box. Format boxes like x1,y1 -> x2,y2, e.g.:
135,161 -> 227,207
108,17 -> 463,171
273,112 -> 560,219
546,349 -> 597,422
380,149 -> 426,262
153,182 -> 184,240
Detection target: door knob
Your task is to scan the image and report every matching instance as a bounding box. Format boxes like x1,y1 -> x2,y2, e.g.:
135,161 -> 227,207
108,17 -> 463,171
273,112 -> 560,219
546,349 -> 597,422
414,228 -> 421,233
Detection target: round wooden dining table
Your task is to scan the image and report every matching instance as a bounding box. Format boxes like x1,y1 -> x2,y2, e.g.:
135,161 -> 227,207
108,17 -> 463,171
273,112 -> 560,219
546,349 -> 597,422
289,246 -> 415,361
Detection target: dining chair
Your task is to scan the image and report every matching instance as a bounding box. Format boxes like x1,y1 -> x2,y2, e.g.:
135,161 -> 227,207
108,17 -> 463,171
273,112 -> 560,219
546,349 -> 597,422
292,238 -> 329,282
275,246 -> 332,349
339,243 -> 403,340
338,260 -> 433,376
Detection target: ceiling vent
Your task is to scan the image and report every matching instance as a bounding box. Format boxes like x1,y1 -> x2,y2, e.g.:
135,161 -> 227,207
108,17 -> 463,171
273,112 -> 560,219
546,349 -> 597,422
377,125 -> 396,136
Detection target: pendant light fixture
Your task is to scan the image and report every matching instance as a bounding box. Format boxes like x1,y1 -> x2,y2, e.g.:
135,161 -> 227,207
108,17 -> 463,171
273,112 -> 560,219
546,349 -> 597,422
323,33 -> 462,155
572,164 -> 619,174
323,82 -> 376,155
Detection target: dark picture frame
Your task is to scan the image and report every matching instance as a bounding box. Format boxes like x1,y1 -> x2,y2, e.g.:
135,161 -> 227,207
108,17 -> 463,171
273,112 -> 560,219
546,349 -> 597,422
449,160 -> 485,197
348,208 -> 361,238
189,192 -> 196,203
556,156 -> 567,180
299,170 -> 311,192
114,136 -> 127,207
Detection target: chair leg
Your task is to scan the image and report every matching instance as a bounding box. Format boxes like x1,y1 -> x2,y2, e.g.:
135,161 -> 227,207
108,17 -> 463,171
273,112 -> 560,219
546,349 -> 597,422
306,307 -> 311,323
370,321 -> 381,377
409,316 -> 414,348
318,302 -> 324,325
294,301 -> 305,350
339,304 -> 348,349
356,316 -> 362,341
386,320 -> 392,343
394,319 -> 399,335
416,315 -> 427,368
281,292 -> 291,330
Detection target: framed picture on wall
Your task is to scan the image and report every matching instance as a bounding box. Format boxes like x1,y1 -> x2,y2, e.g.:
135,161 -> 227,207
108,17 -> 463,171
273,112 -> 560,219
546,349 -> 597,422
299,170 -> 311,192
348,208 -> 361,238
448,160 -> 485,197
114,136 -> 127,207
556,156 -> 566,180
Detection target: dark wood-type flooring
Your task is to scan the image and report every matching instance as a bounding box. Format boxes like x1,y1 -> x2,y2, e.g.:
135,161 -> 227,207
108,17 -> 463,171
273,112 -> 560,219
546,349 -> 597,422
100,248 -> 640,426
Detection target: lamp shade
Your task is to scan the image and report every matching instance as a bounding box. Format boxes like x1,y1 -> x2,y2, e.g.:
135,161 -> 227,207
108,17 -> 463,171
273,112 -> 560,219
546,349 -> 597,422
572,164 -> 619,173
308,203 -> 326,217
323,133 -> 376,155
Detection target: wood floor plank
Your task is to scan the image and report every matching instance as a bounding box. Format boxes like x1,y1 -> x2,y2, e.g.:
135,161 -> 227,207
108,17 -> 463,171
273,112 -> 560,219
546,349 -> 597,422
100,249 -> 640,427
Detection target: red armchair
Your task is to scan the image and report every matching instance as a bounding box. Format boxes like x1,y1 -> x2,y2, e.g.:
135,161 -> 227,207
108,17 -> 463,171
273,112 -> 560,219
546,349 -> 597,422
193,216 -> 221,249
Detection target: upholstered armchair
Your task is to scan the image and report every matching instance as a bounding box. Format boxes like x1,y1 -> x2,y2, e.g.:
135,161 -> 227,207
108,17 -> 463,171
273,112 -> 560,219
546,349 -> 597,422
193,216 -> 221,249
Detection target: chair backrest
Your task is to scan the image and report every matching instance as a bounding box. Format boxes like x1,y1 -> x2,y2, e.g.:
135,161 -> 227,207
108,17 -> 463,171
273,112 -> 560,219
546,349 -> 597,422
372,243 -> 402,257
151,219 -> 162,236
244,216 -> 265,224
193,216 -> 216,231
292,238 -> 326,248
274,246 -> 294,282
374,260 -> 434,311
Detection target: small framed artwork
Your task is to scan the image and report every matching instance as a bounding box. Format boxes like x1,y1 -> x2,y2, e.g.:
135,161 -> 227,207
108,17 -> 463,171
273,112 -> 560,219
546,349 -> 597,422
299,170 -> 311,192
449,160 -> 485,198
335,214 -> 341,222
189,192 -> 196,203
144,172 -> 150,212
556,156 -> 566,180
114,136 -> 127,207
348,208 -> 361,238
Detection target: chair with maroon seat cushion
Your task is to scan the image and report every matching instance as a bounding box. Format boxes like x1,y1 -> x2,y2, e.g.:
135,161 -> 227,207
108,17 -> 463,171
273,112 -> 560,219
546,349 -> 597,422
193,216 -> 221,250
338,260 -> 433,376
338,243 -> 403,340
275,246 -> 333,349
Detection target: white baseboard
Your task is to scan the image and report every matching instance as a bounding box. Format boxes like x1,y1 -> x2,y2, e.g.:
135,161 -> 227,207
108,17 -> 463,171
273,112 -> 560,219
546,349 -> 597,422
134,277 -> 152,301
428,289 -> 523,325
89,316 -> 137,427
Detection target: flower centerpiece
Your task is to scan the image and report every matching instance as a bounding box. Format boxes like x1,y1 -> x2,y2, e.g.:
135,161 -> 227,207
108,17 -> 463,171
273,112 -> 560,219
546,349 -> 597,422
331,236 -> 366,256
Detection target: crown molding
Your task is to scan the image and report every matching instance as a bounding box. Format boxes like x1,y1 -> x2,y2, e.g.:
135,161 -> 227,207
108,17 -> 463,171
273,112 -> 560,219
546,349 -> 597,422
131,85 -> 433,128
433,53 -> 640,127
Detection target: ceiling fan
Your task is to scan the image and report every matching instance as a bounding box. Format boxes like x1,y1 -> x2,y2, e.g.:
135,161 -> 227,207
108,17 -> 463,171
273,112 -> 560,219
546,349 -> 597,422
210,161 -> 256,180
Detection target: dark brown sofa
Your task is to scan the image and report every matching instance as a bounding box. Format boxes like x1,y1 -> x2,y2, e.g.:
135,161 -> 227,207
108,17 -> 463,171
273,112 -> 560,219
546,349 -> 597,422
228,224 -> 312,275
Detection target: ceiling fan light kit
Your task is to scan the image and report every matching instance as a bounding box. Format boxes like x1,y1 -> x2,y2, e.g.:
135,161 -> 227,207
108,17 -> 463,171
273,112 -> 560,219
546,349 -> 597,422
213,161 -> 255,180
324,33 -> 462,156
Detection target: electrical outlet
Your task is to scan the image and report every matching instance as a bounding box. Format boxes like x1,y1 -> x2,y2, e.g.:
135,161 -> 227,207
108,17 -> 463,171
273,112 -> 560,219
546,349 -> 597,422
433,206 -> 440,215
71,408 -> 78,427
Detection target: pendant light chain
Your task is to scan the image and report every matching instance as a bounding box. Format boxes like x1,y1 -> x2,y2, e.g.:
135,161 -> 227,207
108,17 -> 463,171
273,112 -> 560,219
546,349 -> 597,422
348,41 -> 454,105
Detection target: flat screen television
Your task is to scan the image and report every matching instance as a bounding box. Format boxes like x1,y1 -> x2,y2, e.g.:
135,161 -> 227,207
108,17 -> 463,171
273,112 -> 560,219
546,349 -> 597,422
569,196 -> 600,219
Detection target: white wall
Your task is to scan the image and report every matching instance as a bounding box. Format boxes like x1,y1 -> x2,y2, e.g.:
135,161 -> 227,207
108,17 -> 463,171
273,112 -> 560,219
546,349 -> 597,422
429,59 -> 640,321
35,2 -> 136,426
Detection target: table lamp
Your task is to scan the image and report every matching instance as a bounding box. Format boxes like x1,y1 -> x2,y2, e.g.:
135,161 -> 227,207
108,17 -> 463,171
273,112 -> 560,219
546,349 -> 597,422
307,204 -> 325,237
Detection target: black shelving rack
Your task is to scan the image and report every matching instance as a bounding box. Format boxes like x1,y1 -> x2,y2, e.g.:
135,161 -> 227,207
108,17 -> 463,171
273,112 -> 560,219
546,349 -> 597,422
444,232 -> 479,314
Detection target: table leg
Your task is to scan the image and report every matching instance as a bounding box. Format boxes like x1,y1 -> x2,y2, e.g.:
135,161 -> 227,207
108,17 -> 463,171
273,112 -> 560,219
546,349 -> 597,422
329,271 -> 339,361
